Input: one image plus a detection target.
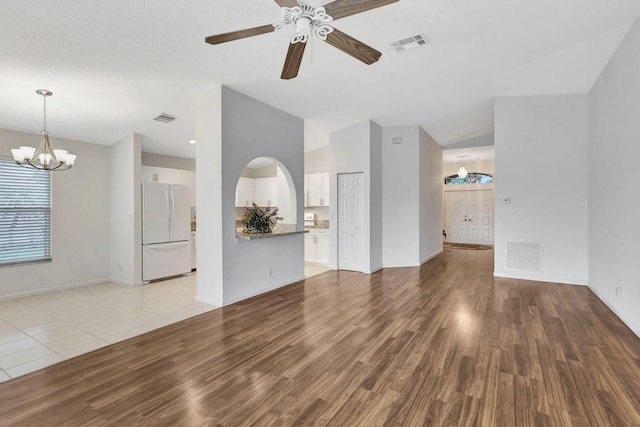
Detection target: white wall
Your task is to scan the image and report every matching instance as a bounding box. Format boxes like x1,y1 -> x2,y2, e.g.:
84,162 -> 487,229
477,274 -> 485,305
494,94 -> 589,285
304,146 -> 329,174
195,86 -> 224,306
588,18 -> 640,335
141,152 -> 195,171
196,86 -> 304,306
109,134 -> 142,286
419,128 -> 444,263
329,120 -> 382,273
0,129 -> 111,299
382,126 -> 420,267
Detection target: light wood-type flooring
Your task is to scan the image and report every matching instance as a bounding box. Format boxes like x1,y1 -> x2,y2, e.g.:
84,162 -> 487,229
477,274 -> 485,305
1,248 -> 640,426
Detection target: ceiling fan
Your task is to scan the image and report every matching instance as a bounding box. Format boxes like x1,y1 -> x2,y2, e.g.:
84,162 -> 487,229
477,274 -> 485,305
205,0 -> 399,79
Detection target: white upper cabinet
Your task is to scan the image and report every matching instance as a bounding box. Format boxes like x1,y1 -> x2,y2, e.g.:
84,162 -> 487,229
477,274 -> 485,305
321,173 -> 330,206
304,175 -> 309,207
142,166 -> 195,205
254,177 -> 277,207
141,166 -> 179,184
235,177 -> 255,207
306,173 -> 329,206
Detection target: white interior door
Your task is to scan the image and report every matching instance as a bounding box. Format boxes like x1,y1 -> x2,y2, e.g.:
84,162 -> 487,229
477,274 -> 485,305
467,190 -> 493,244
444,192 -> 468,243
338,173 -> 364,272
444,190 -> 493,244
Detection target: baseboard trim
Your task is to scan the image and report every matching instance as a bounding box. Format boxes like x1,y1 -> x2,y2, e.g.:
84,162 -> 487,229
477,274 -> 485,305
222,275 -> 306,306
366,265 -> 383,274
110,278 -> 144,287
421,249 -> 444,265
195,294 -> 222,307
0,278 -> 111,301
588,285 -> 640,339
493,272 -> 588,286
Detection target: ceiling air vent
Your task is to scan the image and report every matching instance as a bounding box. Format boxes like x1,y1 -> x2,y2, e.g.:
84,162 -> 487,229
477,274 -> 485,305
153,113 -> 177,123
391,33 -> 430,52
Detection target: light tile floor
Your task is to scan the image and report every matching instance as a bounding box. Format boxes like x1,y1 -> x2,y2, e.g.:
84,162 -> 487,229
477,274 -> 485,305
0,265 -> 330,383
0,274 -> 216,382
305,264 -> 329,278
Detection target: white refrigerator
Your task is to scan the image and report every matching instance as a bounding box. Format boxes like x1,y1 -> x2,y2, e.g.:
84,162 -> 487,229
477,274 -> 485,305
142,182 -> 191,282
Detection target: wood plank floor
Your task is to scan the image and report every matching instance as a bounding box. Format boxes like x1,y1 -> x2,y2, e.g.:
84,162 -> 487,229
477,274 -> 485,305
1,248 -> 640,426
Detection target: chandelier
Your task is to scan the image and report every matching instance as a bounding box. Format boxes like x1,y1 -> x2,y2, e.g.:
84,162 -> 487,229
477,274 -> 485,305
11,89 -> 76,171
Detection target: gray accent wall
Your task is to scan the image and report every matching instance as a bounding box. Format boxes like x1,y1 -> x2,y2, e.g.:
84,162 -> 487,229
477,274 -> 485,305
196,86 -> 304,306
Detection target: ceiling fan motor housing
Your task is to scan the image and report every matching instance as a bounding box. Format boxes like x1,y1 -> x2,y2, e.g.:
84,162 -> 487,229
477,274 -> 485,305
275,5 -> 334,43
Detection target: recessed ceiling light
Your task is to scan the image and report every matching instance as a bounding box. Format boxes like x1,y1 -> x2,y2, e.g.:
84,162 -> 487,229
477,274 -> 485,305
188,139 -> 197,144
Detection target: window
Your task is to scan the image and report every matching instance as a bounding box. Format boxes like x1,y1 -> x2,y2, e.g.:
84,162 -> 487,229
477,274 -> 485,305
445,173 -> 493,185
0,160 -> 51,266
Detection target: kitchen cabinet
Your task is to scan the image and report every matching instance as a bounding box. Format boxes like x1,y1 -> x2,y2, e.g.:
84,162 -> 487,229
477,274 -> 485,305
306,173 -> 330,206
142,166 -> 196,206
141,166 -> 178,184
322,173 -> 330,206
177,171 -> 196,206
235,177 -> 279,207
315,229 -> 329,265
254,177 -> 277,207
304,233 -> 315,263
305,228 -> 329,265
235,177 -> 255,207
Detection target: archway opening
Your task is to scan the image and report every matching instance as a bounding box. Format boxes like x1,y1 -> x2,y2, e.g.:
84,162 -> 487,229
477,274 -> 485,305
234,157 -> 297,232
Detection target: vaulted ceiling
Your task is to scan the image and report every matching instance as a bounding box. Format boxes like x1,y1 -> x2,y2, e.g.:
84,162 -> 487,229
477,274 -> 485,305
1,0 -> 638,158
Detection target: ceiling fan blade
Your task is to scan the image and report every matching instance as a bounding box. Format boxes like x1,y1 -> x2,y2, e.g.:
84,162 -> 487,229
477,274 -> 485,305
324,28 -> 381,65
205,24 -> 275,45
281,42 -> 307,79
273,0 -> 299,6
324,0 -> 399,20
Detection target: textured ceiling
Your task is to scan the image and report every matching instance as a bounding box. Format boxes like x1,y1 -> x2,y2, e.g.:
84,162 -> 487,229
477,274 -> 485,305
0,0 -> 638,158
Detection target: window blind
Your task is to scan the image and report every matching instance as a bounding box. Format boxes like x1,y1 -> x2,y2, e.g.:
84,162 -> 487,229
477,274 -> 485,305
0,160 -> 51,266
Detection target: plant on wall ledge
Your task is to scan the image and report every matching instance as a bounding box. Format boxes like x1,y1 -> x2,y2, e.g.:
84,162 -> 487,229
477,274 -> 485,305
242,202 -> 282,234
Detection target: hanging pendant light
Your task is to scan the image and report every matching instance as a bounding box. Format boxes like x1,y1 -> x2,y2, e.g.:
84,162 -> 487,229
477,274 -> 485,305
11,89 -> 76,171
457,156 -> 468,179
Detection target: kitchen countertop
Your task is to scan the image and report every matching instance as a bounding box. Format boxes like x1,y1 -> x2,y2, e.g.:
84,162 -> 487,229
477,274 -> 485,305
236,229 -> 308,240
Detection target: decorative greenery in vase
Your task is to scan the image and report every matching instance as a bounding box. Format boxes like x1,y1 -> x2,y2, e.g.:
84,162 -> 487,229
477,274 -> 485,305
242,202 -> 283,234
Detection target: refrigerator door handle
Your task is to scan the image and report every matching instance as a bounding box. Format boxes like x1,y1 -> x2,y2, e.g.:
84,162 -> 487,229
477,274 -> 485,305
170,188 -> 175,238
165,190 -> 171,236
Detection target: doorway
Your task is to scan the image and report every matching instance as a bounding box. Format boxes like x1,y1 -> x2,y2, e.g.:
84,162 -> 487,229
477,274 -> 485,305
444,190 -> 493,244
338,173 -> 364,272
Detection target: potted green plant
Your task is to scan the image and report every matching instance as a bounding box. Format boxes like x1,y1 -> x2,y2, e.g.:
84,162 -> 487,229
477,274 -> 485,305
242,202 -> 282,234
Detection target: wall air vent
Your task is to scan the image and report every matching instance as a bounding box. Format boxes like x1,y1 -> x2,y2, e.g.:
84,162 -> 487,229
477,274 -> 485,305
153,113 -> 177,123
391,33 -> 430,52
